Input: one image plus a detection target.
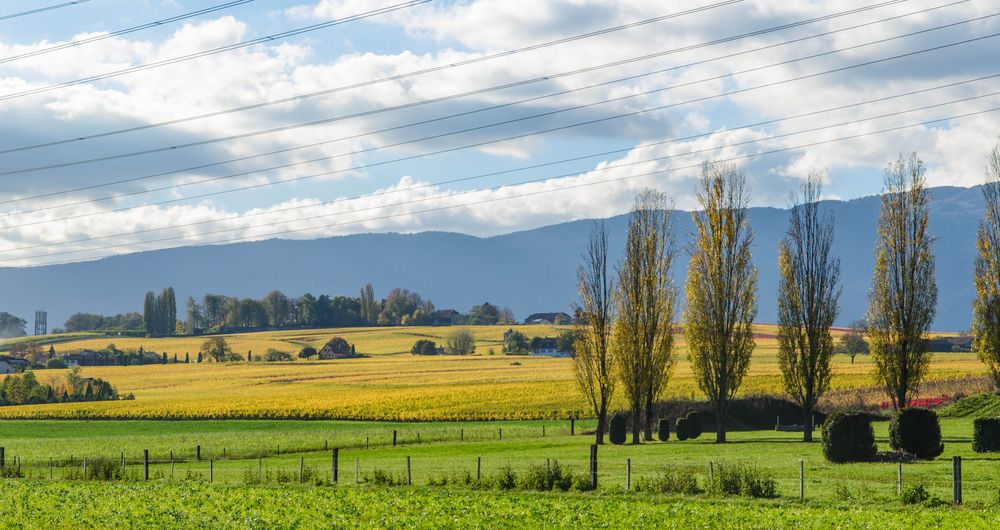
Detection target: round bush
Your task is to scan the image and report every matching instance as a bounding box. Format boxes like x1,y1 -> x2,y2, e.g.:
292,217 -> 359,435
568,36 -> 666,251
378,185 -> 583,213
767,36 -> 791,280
822,411 -> 877,463
685,412 -> 703,439
889,407 -> 944,459
609,412 -> 628,445
973,418 -> 1000,453
657,418 -> 670,442
675,416 -> 690,441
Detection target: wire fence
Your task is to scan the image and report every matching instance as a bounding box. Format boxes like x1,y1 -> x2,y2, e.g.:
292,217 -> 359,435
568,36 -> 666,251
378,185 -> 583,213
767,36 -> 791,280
2,443 -> 998,506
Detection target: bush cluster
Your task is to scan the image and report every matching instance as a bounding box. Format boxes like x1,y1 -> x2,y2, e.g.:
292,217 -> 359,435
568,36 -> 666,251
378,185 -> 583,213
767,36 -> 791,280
822,411 -> 877,463
900,483 -> 945,506
676,412 -> 702,441
609,412 -> 628,445
973,418 -> 1000,453
634,465 -> 701,494
708,463 -> 777,498
424,462 -> 593,492
889,408 -> 944,459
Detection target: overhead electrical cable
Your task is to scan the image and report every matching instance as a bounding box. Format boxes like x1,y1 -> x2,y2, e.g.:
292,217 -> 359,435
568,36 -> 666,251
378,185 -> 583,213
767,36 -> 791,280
4,0 -> 862,156
0,6 -> 984,182
0,1 -> 90,22
0,1 -> 257,65
0,0 -> 437,102
1,18 -> 995,225
4,79 -> 997,255
14,104 -> 1000,267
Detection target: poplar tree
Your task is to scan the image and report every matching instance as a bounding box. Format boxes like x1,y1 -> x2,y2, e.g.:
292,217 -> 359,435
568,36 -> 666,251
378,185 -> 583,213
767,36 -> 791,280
143,291 -> 156,337
573,221 -> 616,444
612,190 -> 677,443
867,153 -> 937,410
776,176 -> 841,441
684,162 -> 757,443
974,139 -> 1000,390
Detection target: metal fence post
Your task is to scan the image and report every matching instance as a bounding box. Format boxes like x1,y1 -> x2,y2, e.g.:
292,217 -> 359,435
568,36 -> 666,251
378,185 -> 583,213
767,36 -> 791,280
626,458 -> 631,491
476,456 -> 481,482
406,456 -> 412,486
799,460 -> 804,500
953,456 -> 962,505
332,448 -> 339,483
589,444 -> 598,490
897,462 -> 902,495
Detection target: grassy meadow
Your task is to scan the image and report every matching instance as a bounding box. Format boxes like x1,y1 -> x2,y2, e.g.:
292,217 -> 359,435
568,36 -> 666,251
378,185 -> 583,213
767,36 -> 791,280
0,324 -> 988,420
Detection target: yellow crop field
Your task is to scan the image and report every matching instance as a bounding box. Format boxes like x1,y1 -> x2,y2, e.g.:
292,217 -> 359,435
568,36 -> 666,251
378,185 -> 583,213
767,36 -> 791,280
0,325 -> 987,420
40,325 -> 567,357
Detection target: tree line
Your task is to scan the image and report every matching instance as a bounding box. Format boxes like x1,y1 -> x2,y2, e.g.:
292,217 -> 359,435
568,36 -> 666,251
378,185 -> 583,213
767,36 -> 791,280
574,143 -> 995,445
0,367 -> 120,406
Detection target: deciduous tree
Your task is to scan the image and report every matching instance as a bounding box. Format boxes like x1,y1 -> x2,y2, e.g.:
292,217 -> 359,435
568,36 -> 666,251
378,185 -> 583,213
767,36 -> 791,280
684,162 -> 757,443
612,191 -> 677,443
974,139 -> 1000,390
573,222 -> 616,444
867,153 -> 937,411
776,176 -> 841,441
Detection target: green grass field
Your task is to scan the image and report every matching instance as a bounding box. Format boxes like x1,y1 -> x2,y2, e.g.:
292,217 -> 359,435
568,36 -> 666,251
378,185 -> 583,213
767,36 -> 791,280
1,481 -> 997,529
0,416 -> 999,528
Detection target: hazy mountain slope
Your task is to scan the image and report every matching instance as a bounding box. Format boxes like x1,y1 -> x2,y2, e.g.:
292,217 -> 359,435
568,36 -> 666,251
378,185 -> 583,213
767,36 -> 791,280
0,185 -> 981,331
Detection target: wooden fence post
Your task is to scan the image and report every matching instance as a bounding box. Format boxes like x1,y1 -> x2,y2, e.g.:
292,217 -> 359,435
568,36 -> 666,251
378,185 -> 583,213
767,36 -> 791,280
143,450 -> 149,481
49,457 -> 52,479
355,457 -> 359,484
393,431 -> 397,447
258,458 -> 262,483
406,456 -> 412,486
709,462 -> 714,484
83,458 -> 87,478
196,445 -> 201,461
626,458 -> 631,491
332,448 -> 339,483
210,460 -> 214,483
571,419 -> 575,436
1,446 -> 5,468
461,428 -> 464,442
366,436 -> 369,449
499,427 -> 502,440
953,456 -> 962,505
798,460 -> 804,500
897,462 -> 902,495
417,433 -> 421,444
299,457 -> 304,483
589,444 -> 598,490
542,425 -> 546,437
476,456 -> 481,482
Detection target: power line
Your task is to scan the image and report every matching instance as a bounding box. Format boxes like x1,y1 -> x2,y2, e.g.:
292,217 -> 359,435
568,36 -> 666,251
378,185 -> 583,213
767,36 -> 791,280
0,0 -> 762,154
3,17 -> 995,225
0,1 -> 90,22
0,1 -> 257,65
0,0 -> 933,206
16,104 -> 1000,267
0,0 -> 436,103
0,4 -> 979,183
6,79 -> 997,256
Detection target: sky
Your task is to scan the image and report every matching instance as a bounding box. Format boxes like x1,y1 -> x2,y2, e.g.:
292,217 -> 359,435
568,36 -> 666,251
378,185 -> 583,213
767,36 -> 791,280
0,0 -> 997,267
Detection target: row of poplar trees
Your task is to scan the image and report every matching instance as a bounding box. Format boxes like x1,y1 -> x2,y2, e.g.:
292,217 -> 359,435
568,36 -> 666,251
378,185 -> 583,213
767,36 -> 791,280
575,139 -> 1000,445
143,287 -> 177,338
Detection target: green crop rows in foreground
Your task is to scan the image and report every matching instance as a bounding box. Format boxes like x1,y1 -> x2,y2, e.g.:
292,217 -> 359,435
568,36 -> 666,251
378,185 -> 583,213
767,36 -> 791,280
1,481 -> 999,529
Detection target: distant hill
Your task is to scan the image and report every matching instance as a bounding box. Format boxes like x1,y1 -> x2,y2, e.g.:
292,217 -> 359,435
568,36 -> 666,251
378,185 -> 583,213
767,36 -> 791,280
0,185 -> 983,331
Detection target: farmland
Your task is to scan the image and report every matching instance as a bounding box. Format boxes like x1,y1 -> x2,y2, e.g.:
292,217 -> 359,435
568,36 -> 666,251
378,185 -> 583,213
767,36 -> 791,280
0,325 -> 987,420
0,417 -> 998,528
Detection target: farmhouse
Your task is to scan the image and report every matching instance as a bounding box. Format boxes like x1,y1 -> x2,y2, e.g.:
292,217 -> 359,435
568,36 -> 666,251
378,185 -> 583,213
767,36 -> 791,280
62,350 -> 124,367
318,337 -> 355,360
528,337 -> 570,358
430,309 -> 462,326
523,312 -> 572,325
0,355 -> 28,374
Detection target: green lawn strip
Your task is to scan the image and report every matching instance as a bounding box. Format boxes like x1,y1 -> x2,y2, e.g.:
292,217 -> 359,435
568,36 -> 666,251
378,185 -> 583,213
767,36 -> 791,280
0,481 -> 998,529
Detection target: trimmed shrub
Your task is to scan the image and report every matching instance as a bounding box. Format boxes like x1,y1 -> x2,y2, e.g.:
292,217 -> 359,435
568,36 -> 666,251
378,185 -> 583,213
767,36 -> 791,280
889,408 -> 944,459
822,411 -> 877,463
973,418 -> 1000,453
675,416 -> 690,441
609,412 -> 628,445
657,418 -> 670,442
685,412 -> 703,439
